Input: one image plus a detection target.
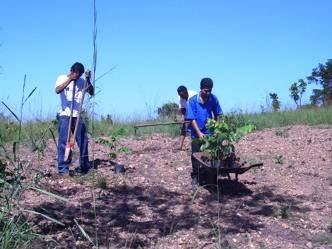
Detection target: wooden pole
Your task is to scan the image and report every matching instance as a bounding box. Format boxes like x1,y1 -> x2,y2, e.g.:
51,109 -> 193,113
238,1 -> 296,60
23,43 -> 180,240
134,121 -> 191,135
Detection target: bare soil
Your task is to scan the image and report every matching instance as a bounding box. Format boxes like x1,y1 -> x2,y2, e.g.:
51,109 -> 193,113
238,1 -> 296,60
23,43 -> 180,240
19,125 -> 332,248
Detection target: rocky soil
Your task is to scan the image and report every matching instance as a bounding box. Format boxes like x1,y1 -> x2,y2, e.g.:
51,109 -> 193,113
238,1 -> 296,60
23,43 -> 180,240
19,125 -> 332,248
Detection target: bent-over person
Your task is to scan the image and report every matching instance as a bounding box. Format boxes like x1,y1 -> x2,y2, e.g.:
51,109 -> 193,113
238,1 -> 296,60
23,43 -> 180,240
177,85 -> 196,150
186,78 -> 223,185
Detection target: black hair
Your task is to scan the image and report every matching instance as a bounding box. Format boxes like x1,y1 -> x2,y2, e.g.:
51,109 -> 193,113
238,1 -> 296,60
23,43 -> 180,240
70,62 -> 85,75
177,85 -> 187,93
200,78 -> 213,89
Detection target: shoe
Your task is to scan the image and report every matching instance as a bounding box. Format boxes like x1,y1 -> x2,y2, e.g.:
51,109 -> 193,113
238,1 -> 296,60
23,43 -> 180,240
74,166 -> 94,175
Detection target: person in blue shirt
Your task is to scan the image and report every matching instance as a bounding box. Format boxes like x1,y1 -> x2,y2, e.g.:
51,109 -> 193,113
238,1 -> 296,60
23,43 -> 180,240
186,78 -> 223,185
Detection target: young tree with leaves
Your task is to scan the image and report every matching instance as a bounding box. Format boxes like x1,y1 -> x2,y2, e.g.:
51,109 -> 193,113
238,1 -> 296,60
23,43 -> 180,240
269,93 -> 280,112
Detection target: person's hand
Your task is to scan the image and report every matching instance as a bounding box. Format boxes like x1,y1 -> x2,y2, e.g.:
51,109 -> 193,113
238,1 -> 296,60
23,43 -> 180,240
69,72 -> 80,81
198,132 -> 205,139
85,69 -> 91,81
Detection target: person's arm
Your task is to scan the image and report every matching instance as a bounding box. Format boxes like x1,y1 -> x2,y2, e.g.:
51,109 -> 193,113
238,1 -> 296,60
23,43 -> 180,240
186,96 -> 204,139
84,70 -> 94,96
55,73 -> 78,94
191,119 -> 205,139
178,108 -> 186,122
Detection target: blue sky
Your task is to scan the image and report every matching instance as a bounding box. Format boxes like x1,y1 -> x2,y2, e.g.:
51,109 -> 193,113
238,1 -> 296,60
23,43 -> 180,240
1,0 -> 331,121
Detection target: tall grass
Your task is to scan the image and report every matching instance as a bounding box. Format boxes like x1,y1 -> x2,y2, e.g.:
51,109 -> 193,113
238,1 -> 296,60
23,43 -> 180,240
1,107 -> 331,145
0,78 -> 67,249
242,106 -> 332,130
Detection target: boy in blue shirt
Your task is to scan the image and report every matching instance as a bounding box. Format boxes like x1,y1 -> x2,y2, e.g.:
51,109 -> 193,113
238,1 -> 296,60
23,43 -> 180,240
186,78 -> 223,185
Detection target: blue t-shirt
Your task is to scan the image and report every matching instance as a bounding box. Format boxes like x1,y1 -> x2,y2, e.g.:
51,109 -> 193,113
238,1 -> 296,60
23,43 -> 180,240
186,93 -> 223,138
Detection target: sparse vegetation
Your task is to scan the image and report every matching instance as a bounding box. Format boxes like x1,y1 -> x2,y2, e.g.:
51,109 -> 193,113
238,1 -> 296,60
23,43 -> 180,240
275,128 -> 289,137
273,203 -> 292,219
274,155 -> 284,165
96,175 -> 108,189
327,219 -> 332,233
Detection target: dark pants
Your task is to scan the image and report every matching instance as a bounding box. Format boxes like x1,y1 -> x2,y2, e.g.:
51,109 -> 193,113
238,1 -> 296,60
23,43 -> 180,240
57,116 -> 90,174
191,139 -> 202,179
180,120 -> 190,136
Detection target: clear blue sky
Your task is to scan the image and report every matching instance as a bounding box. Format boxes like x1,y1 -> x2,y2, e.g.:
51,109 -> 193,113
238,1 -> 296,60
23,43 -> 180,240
1,0 -> 331,121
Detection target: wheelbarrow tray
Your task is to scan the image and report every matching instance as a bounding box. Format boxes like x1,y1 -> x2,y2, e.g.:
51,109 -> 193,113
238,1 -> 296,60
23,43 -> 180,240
193,152 -> 263,179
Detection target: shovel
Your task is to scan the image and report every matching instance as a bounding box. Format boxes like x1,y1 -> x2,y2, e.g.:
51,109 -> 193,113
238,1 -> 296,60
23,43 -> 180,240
63,70 -> 91,161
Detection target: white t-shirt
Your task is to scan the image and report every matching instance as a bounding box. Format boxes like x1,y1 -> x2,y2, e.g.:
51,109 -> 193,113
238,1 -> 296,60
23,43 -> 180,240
178,90 -> 197,109
55,75 -> 85,117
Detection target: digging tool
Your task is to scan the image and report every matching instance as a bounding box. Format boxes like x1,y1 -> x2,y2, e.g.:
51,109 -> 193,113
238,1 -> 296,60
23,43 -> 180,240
63,70 -> 91,161
64,80 -> 76,161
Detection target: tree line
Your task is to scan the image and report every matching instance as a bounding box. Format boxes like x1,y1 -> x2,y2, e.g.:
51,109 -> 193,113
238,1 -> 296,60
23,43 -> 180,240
157,59 -> 332,117
269,59 -> 332,111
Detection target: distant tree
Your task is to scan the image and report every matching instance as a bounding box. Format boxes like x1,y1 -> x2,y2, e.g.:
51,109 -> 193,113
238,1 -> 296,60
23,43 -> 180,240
309,89 -> 324,106
307,59 -> 332,106
101,114 -> 113,124
289,83 -> 299,107
289,79 -> 307,108
157,102 -> 178,120
269,93 -> 280,112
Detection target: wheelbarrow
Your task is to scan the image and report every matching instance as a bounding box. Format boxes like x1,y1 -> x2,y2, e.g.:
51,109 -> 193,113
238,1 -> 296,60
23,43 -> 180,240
192,152 -> 263,183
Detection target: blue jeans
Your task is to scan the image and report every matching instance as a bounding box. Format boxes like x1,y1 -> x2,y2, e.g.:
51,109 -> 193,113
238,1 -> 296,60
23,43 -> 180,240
57,116 -> 90,174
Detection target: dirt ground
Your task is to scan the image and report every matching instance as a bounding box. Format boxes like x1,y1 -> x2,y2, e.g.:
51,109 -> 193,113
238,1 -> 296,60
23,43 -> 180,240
20,125 -> 332,249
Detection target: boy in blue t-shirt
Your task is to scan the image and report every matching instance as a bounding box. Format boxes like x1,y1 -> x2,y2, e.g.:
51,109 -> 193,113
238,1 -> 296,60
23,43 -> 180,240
186,78 -> 223,185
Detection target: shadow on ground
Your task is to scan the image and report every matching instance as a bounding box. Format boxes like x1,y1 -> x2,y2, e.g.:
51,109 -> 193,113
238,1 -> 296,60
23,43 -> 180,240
30,175 -> 311,248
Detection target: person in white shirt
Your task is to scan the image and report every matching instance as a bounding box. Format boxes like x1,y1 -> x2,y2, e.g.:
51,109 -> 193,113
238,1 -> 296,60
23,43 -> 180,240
177,85 -> 196,150
55,62 -> 94,176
